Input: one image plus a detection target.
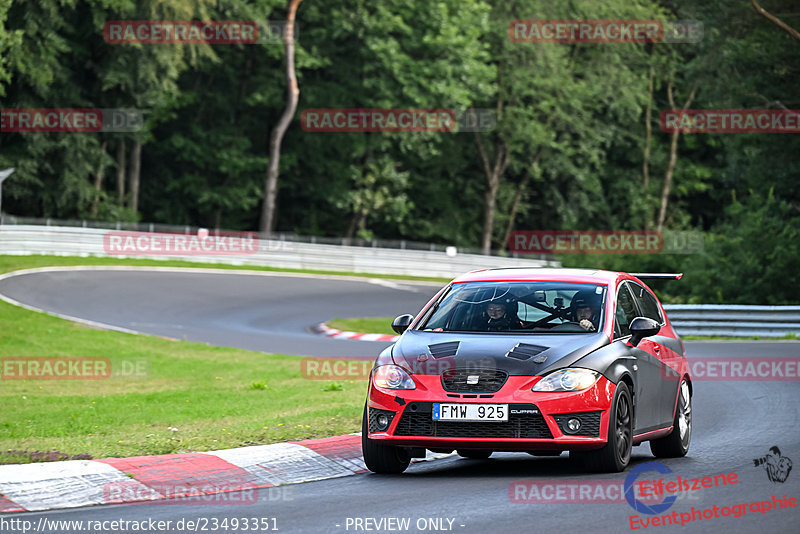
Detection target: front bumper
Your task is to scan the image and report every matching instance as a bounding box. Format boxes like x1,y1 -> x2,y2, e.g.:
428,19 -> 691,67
366,374 -> 616,451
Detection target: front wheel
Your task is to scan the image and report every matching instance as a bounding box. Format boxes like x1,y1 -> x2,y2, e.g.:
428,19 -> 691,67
650,379 -> 691,458
583,381 -> 632,472
361,404 -> 410,474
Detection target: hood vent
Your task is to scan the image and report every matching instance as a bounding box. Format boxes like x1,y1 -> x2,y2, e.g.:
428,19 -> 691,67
506,343 -> 549,361
428,341 -> 459,359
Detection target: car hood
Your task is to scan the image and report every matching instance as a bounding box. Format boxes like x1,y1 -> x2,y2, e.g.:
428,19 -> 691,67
391,329 -> 610,376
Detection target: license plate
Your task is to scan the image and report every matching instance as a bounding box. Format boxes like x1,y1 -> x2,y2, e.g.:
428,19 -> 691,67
433,403 -> 508,422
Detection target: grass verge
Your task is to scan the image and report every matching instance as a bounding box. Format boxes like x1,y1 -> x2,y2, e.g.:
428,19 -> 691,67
326,317 -> 396,336
0,254 -> 451,283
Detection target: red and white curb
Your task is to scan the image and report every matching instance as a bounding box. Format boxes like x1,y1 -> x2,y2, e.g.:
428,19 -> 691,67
313,322 -> 399,343
0,434 -> 451,513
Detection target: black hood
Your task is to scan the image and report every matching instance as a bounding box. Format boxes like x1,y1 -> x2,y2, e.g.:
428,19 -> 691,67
391,329 -> 610,376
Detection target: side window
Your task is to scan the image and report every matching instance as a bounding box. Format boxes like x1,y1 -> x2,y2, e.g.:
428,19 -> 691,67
615,283 -> 638,338
630,283 -> 663,323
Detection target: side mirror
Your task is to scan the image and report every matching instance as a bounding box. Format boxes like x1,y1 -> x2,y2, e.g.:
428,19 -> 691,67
629,316 -> 661,346
391,314 -> 415,334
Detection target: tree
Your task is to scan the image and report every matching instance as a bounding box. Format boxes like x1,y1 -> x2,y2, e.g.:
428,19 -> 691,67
477,0 -> 663,253
260,0 -> 303,234
0,0 -> 20,97
749,0 -> 800,42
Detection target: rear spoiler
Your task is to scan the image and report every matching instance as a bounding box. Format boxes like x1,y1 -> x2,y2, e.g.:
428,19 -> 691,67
631,273 -> 683,280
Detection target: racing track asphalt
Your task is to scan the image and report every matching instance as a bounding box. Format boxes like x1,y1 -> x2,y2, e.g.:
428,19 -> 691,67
0,268 -> 438,357
2,267 -> 799,533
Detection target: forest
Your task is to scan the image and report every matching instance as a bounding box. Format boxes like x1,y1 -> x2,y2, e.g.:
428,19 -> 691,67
0,0 -> 798,303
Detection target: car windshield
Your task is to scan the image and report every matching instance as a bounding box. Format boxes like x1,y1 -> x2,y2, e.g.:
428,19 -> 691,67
419,281 -> 606,334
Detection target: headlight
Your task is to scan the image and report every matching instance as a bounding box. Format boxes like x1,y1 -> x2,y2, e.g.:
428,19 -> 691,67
372,365 -> 416,390
532,368 -> 601,392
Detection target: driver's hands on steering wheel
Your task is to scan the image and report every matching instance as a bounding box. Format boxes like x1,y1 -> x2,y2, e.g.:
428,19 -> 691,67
579,319 -> 595,331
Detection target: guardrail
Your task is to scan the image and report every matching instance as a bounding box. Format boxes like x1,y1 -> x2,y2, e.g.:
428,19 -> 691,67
0,224 -> 557,279
0,222 -> 796,337
663,305 -> 800,338
0,214 -> 540,257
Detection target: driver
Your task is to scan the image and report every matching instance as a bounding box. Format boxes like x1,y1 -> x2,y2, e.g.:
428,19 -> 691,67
571,295 -> 600,332
485,299 -> 522,331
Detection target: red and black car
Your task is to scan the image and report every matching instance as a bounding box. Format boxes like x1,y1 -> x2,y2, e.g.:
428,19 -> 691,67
362,268 -> 692,473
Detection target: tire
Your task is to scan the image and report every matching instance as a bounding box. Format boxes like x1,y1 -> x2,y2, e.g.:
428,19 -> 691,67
650,379 -> 691,458
361,404 -> 410,474
457,450 -> 492,460
583,381 -> 633,472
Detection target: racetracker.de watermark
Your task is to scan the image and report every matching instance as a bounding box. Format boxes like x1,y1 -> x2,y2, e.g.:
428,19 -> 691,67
301,357 -> 460,380
300,108 -> 496,133
509,230 -> 703,255
509,20 -> 702,44
103,20 -> 296,45
103,481 -> 295,506
102,230 -> 286,255
1,357 -> 150,380
660,109 -> 800,134
301,358 -> 373,380
1,108 -> 143,133
509,479 -> 702,505
664,358 -> 800,381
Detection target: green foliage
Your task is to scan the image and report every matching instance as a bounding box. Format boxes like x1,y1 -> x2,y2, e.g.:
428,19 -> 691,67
680,191 -> 800,304
0,0 -> 22,97
562,192 -> 800,304
1,0 -> 797,303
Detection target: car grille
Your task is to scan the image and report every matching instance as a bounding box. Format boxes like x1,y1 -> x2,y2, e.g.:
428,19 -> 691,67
441,368 -> 508,393
394,402 -> 553,439
552,411 -> 602,437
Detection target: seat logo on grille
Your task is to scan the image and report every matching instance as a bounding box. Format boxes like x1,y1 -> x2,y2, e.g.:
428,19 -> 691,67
466,375 -> 480,385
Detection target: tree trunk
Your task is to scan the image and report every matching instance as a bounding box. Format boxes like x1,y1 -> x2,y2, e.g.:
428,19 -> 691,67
500,175 -> 527,254
116,140 -> 126,205
501,147 -> 542,252
345,209 -> 359,239
91,141 -> 108,216
128,139 -> 142,213
750,0 -> 800,41
260,0 -> 304,234
656,80 -> 697,231
481,176 -> 500,254
474,106 -> 508,255
642,65 -> 654,191
356,209 -> 367,236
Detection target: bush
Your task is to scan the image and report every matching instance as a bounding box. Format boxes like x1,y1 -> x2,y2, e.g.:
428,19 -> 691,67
559,191 -> 799,305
